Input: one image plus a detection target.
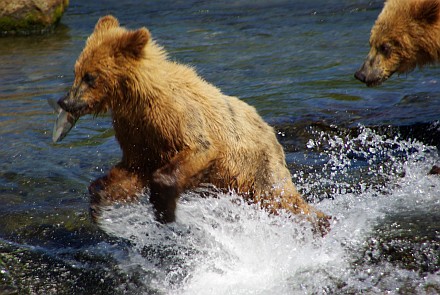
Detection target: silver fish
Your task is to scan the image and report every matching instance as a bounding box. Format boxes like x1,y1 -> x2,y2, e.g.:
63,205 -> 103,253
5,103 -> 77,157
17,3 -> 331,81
48,98 -> 78,143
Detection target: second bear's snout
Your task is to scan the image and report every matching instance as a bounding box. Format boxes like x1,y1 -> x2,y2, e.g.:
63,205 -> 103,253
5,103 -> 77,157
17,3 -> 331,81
354,69 -> 367,83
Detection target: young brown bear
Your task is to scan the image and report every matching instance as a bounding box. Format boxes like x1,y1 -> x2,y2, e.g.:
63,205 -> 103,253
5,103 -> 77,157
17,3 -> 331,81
355,0 -> 440,87
58,15 -> 330,233
354,0 -> 440,176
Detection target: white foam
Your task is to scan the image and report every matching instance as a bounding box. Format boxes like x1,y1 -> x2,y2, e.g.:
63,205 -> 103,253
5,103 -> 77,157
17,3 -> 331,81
99,127 -> 440,294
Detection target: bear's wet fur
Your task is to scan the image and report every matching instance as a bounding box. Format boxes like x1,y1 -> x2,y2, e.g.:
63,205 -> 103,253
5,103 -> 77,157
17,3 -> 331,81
58,15 -> 330,234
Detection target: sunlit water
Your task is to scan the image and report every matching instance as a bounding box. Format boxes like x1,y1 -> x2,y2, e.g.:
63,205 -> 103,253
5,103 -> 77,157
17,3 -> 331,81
1,0 -> 439,294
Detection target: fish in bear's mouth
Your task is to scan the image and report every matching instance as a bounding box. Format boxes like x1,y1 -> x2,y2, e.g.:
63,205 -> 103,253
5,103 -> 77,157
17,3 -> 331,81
48,97 -> 79,143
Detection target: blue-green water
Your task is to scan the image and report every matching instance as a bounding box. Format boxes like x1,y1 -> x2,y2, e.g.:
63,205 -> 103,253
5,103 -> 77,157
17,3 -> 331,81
1,1 -> 439,294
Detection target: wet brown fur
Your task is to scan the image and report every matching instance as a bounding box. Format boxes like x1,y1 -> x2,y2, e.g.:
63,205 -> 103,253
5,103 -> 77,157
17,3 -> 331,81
60,15 -> 330,234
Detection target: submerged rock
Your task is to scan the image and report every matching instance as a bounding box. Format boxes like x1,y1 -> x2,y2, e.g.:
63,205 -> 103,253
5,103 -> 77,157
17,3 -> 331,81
0,0 -> 69,36
0,211 -> 154,294
362,209 -> 440,274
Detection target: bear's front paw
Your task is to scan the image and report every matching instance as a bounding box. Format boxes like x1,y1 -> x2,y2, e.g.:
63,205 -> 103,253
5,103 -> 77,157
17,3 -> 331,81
89,203 -> 102,223
89,177 -> 107,196
149,189 -> 178,223
150,170 -> 180,223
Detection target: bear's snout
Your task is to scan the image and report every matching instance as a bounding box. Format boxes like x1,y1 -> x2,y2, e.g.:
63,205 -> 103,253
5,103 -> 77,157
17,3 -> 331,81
57,93 -> 89,116
354,68 -> 367,83
354,59 -> 388,87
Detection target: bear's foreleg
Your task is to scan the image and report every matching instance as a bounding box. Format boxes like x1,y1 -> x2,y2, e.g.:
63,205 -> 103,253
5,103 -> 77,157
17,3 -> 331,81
150,147 -> 216,223
88,166 -> 146,222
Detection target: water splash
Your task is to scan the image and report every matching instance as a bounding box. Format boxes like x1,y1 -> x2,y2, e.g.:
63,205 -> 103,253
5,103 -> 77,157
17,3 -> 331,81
297,125 -> 438,200
98,126 -> 440,294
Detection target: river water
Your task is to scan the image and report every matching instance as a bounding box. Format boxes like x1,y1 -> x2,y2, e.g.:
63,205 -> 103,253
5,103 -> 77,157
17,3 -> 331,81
1,1 -> 439,294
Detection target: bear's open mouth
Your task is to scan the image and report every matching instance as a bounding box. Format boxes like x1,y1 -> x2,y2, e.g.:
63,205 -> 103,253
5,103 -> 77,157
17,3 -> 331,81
365,77 -> 387,87
354,68 -> 390,87
366,72 -> 393,87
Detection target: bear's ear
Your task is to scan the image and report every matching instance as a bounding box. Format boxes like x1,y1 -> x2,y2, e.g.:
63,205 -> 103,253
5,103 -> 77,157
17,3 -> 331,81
94,15 -> 120,33
411,0 -> 440,25
117,28 -> 151,59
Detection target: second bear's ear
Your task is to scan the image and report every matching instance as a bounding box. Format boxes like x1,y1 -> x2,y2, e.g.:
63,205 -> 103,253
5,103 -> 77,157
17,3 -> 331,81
95,15 -> 120,32
411,0 -> 440,25
118,28 -> 151,59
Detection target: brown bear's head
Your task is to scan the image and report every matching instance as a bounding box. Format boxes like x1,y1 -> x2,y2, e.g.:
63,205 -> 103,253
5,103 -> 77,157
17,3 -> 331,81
354,0 -> 440,87
58,15 -> 151,116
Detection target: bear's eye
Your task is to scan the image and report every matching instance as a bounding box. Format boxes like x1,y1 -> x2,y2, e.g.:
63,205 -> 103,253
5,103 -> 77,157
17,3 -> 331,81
378,43 -> 392,57
83,72 -> 96,87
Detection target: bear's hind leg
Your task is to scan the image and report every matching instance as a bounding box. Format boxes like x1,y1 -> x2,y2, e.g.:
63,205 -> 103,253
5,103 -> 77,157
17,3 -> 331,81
280,191 -> 331,237
257,180 -> 331,236
429,165 -> 440,175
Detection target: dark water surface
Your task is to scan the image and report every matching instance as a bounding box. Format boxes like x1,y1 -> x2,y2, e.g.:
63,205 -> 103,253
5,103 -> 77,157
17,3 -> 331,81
1,1 -> 439,294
